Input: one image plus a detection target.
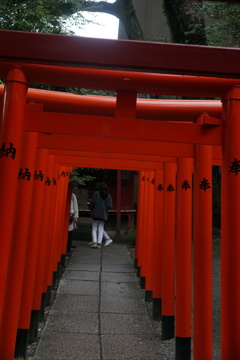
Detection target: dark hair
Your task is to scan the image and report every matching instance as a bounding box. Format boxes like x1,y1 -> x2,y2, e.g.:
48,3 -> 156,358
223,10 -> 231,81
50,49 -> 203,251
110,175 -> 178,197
99,182 -> 107,191
95,182 -> 107,190
95,182 -> 101,190
97,182 -> 108,199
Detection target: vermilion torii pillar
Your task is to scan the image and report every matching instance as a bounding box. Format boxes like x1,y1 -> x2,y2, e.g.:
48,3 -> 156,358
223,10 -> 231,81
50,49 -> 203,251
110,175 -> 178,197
0,132 -> 38,360
43,163 -> 61,294
0,67 -> 28,329
17,149 -> 49,354
32,154 -> 56,313
176,157 -> 193,360
51,165 -> 68,269
135,171 -> 145,273
152,168 -> 164,320
221,86 -> 240,360
194,145 -> 213,360
48,163 -> 62,273
162,162 -> 177,340
144,170 -> 155,302
58,167 -> 72,257
139,171 -> 150,289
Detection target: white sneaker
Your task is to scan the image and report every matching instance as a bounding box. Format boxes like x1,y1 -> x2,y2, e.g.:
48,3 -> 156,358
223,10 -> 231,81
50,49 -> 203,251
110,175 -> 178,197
104,239 -> 113,247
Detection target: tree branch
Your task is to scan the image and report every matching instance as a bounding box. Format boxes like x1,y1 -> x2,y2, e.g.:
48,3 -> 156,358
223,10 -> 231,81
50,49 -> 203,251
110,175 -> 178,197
82,0 -> 144,40
163,0 -> 207,45
82,1 -> 115,14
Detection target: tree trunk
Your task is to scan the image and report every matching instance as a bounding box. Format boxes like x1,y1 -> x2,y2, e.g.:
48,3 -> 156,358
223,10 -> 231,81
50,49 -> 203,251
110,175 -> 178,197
163,0 -> 207,45
82,0 -> 144,40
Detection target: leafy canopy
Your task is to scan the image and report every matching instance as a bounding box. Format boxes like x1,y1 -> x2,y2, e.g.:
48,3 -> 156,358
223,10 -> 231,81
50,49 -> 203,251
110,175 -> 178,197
203,2 -> 240,48
0,0 -> 85,34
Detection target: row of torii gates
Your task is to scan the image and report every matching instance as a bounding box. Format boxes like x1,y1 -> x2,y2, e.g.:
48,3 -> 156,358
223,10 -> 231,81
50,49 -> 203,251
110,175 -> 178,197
0,30 -> 240,360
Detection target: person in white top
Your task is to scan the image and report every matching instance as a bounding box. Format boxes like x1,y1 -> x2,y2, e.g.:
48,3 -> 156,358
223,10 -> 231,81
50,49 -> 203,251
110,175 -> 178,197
67,192 -> 78,253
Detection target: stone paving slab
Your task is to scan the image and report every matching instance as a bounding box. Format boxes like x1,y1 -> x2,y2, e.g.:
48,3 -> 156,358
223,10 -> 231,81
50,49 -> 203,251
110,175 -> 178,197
69,245 -> 101,255
33,333 -> 100,360
102,248 -> 131,253
101,271 -> 138,283
58,279 -> 99,296
102,264 -> 136,273
45,312 -> 99,333
101,295 -> 147,314
101,281 -> 143,298
63,270 -> 99,281
103,249 -> 133,258
101,256 -> 133,265
100,313 -> 154,334
101,334 -> 162,359
70,255 -> 101,265
52,294 -> 99,313
67,263 -> 100,271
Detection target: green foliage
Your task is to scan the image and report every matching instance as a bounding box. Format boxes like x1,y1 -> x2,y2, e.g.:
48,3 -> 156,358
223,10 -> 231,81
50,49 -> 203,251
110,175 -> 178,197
203,2 -> 240,47
146,36 -> 172,43
162,0 -> 207,45
0,0 -> 84,34
69,167 -> 96,187
163,0 -> 240,48
29,82 -> 84,94
28,83 -> 116,96
79,89 -> 116,97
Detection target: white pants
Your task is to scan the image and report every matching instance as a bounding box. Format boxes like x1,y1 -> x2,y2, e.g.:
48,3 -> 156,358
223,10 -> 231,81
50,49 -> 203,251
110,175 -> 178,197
92,220 -> 105,244
103,230 -> 110,240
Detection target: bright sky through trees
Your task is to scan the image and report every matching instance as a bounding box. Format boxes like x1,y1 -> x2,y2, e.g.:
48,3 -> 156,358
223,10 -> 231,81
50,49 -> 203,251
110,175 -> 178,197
71,0 -> 119,39
73,12 -> 119,39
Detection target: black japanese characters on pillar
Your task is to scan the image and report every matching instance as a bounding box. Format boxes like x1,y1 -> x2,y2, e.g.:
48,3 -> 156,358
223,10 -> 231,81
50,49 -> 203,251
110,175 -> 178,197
34,170 -> 44,181
0,142 -> 17,159
181,179 -> 191,191
58,171 -> 68,179
167,184 -> 175,192
199,178 -> 211,191
18,168 -> 31,181
229,158 -> 240,175
17,168 -> 58,187
45,177 -> 51,186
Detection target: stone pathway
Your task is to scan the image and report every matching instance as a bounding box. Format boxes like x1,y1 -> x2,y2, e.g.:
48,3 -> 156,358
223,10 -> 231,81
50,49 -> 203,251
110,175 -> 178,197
33,241 -> 167,360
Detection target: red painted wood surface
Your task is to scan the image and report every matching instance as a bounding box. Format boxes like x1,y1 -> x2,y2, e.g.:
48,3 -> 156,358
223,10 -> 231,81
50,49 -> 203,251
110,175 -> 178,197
0,30 -> 240,78
0,68 -> 28,360
221,87 -> 240,360
194,145 -> 213,360
161,163 -> 177,317
176,158 -> 193,338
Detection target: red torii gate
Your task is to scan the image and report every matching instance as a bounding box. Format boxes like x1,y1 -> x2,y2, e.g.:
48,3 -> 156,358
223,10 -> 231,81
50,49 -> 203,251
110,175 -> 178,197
0,30 -> 240,360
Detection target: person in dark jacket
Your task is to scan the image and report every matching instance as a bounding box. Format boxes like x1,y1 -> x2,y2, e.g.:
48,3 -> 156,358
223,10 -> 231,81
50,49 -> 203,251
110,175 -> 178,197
89,182 -> 112,248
